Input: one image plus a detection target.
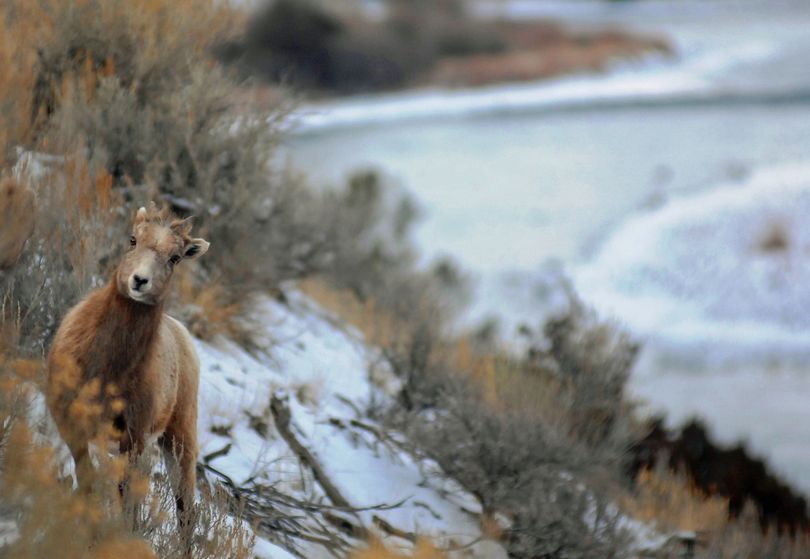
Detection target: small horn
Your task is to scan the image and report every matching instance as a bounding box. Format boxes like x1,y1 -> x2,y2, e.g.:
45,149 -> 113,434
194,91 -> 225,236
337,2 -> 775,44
170,216 -> 194,236
135,206 -> 149,224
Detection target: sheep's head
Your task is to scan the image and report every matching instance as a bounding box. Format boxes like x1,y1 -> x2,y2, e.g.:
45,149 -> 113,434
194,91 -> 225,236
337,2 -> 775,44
116,203 -> 209,305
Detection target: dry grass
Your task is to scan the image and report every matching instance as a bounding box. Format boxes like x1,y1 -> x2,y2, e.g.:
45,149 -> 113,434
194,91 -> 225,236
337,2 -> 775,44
19,0 -> 238,112
172,267 -> 244,343
307,281 -> 632,557
621,436 -> 810,558
705,514 -> 810,559
0,7 -> 37,167
6,0 -> 301,349
0,0 -> 283,353
447,340 -> 564,417
299,278 -> 404,349
304,279 -> 628,449
622,468 -> 729,535
305,278 -> 558,414
430,27 -> 672,88
2,151 -> 123,355
170,275 -> 269,355
350,538 -> 447,559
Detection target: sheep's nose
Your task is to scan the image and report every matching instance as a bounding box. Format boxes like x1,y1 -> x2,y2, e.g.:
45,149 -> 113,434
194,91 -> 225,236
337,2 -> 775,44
132,275 -> 149,290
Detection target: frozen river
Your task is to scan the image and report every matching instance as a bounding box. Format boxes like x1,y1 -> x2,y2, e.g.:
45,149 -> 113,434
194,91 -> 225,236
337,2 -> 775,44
284,1 -> 810,493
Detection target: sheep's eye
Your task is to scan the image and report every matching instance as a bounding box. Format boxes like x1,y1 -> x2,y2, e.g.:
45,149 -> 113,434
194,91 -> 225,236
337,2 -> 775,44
129,236 -> 137,247
169,255 -> 181,266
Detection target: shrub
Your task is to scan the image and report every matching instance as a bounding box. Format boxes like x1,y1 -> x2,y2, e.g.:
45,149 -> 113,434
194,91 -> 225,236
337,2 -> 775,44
0,178 -> 35,271
18,0 -> 461,340
377,295 -> 639,558
27,0 -> 236,138
270,168 -> 468,339
3,0 -> 471,349
0,5 -> 37,166
392,370 -> 630,558
522,296 -> 640,450
1,155 -> 123,355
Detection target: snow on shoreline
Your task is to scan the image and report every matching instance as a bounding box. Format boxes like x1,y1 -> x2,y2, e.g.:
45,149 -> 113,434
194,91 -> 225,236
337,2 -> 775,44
289,38 -> 781,134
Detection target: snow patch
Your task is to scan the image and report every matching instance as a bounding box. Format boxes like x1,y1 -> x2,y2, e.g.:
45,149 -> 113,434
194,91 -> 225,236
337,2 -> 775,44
195,292 -> 499,556
575,161 -> 810,364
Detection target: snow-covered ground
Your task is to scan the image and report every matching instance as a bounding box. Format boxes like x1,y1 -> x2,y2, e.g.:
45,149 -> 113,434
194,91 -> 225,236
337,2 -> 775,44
195,292 -> 503,558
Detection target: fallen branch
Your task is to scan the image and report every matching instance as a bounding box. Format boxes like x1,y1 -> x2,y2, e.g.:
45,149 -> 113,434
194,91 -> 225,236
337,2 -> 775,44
326,417 -> 402,458
199,461 -> 353,557
271,392 -> 353,510
412,500 -> 442,520
202,443 -> 232,463
335,394 -> 363,417
372,515 -> 416,543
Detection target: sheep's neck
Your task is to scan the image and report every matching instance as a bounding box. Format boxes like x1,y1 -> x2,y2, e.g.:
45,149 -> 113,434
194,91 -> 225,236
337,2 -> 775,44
82,280 -> 163,383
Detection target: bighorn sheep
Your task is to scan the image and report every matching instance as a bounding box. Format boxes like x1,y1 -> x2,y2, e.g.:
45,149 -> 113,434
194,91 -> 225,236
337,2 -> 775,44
47,203 -> 209,526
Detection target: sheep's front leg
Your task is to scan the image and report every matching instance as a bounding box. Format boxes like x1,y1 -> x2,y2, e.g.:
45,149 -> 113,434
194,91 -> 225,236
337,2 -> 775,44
160,424 -> 197,555
66,439 -> 93,494
116,417 -> 149,527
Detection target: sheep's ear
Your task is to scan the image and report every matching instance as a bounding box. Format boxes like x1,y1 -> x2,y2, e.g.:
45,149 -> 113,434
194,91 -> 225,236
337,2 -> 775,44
135,206 -> 148,225
183,238 -> 209,260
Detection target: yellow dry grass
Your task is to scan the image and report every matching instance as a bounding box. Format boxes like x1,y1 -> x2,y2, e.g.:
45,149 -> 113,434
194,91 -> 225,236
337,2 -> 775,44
300,278 -> 406,349
4,0 -> 237,66
0,9 -> 36,168
2,418 -> 148,559
0,344 -> 254,558
350,538 -> 448,559
0,178 -> 36,270
622,468 -> 729,534
173,266 -> 244,343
